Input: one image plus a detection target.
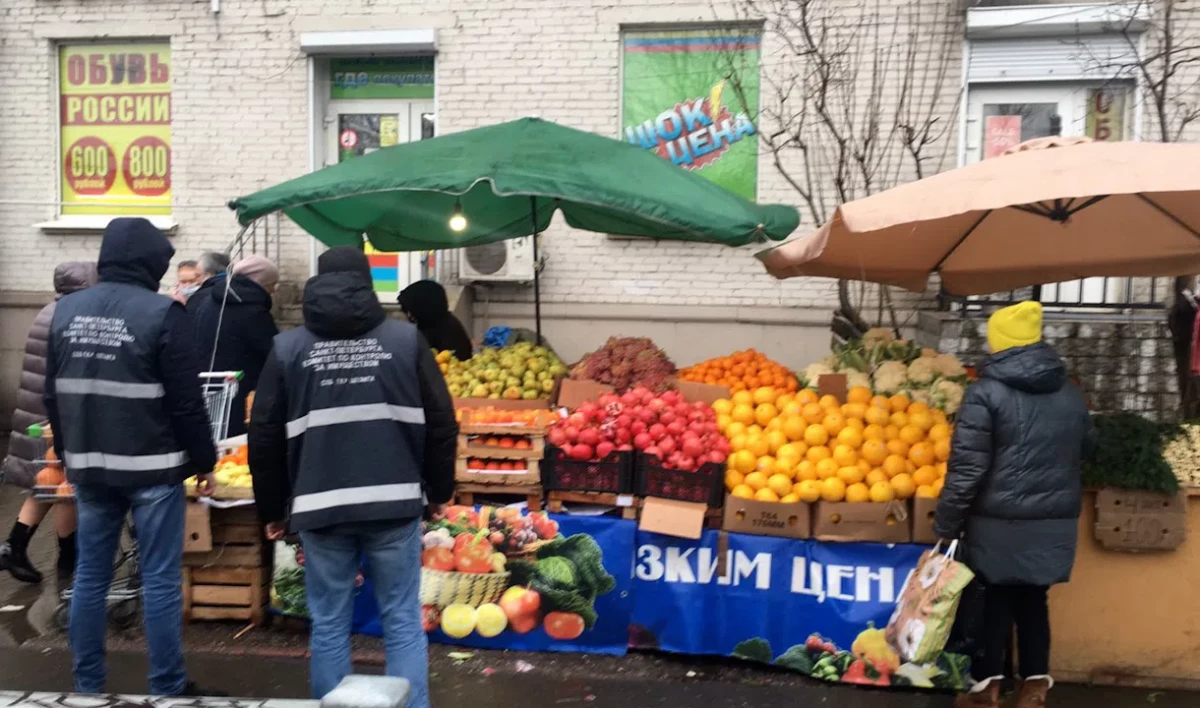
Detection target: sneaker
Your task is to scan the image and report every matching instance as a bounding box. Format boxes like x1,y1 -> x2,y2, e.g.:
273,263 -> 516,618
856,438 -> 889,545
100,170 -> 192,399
0,541 -> 43,584
178,681 -> 229,697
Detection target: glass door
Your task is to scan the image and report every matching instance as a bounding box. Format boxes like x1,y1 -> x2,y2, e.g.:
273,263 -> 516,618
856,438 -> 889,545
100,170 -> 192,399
325,100 -> 434,301
964,83 -> 1131,305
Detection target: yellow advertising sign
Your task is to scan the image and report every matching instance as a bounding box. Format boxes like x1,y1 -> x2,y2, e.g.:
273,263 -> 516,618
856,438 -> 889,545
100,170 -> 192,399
59,43 -> 171,215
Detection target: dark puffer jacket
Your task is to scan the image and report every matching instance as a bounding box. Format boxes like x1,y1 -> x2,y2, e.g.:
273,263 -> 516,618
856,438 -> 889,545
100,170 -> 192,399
190,274 -> 278,437
934,342 -> 1095,586
2,262 -> 99,488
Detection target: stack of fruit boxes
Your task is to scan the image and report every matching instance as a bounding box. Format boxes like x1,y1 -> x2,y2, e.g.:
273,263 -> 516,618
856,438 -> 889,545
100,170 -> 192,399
182,505 -> 272,626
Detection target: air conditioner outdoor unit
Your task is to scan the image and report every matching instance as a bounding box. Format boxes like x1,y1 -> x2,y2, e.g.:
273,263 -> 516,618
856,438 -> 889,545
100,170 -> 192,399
458,236 -> 536,282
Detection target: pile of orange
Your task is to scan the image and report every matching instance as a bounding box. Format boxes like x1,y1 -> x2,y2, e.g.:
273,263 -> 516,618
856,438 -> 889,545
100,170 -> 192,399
719,386 -> 953,504
680,349 -> 800,394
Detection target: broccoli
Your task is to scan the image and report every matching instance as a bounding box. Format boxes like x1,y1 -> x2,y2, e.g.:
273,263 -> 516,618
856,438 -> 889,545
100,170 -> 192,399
535,557 -> 578,587
773,645 -> 814,675
731,637 -> 773,664
931,652 -> 971,691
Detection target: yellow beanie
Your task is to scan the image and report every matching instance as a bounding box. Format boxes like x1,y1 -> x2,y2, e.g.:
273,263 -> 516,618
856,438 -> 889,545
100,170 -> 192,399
987,301 -> 1043,353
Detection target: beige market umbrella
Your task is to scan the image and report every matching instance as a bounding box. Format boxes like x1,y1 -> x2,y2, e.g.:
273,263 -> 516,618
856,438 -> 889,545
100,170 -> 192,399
757,137 -> 1200,294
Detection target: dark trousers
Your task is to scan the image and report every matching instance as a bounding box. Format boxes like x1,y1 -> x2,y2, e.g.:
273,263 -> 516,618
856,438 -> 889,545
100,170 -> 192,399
972,584 -> 1051,681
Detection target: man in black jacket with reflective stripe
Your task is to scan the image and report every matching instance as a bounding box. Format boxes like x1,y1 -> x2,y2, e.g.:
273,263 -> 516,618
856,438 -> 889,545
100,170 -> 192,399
249,247 -> 457,706
45,218 -> 218,696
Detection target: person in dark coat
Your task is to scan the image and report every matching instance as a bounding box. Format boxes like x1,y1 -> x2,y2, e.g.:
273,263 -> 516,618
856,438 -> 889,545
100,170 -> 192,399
185,251 -> 231,317
0,262 -> 98,584
397,279 -> 473,361
44,218 -> 218,696
935,301 -> 1094,708
190,255 -> 280,438
249,247 -> 456,706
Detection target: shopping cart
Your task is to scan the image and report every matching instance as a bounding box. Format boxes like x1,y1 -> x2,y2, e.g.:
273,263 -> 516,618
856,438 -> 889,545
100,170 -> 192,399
34,369 -> 246,630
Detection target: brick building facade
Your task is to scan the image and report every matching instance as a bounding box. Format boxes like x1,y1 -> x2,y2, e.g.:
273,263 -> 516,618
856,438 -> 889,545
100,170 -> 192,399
0,0 -> 1192,420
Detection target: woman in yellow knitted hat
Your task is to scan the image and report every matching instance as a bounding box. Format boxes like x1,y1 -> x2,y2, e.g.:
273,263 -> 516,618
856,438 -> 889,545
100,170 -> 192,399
937,301 -> 1095,708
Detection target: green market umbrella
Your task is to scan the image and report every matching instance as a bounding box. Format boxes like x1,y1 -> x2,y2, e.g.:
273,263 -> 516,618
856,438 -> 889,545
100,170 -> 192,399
228,117 -> 800,337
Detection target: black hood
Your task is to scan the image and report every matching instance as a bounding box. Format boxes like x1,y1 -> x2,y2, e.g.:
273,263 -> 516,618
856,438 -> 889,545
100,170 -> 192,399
97,218 -> 174,290
302,272 -> 386,339
398,280 -> 450,327
208,273 -> 272,309
982,342 -> 1068,394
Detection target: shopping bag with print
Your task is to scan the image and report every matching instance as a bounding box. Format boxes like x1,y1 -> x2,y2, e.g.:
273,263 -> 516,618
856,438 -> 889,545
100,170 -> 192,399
885,540 -> 975,664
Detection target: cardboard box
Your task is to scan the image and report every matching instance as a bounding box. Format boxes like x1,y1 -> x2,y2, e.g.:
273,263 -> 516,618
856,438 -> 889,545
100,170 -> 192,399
676,380 -> 732,405
723,496 -> 811,539
1094,488 -> 1186,552
911,496 -> 939,545
817,374 -> 848,404
813,500 -> 910,544
639,497 -> 707,540
184,502 -> 212,553
555,378 -> 614,411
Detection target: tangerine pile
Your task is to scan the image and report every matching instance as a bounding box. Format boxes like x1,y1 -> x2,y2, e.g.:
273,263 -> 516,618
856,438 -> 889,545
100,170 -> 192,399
716,386 -> 953,504
679,349 -> 800,394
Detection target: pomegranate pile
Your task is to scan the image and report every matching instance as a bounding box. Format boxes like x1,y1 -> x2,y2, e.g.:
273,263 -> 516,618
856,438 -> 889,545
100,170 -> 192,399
546,386 -> 730,471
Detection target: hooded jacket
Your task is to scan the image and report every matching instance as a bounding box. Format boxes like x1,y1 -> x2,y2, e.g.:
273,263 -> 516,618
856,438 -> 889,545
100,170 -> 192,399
248,270 -> 457,531
2,262 -> 98,488
45,218 -> 217,488
934,342 -> 1095,586
398,280 -> 473,362
190,274 -> 279,437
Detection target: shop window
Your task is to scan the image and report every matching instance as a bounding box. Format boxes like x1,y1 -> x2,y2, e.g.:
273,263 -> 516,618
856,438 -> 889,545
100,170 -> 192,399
58,42 -> 172,216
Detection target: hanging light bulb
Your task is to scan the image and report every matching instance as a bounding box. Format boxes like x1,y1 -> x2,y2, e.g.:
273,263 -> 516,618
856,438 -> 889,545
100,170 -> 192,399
448,200 -> 468,232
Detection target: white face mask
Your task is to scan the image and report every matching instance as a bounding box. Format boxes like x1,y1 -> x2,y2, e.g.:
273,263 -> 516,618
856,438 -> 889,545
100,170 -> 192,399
179,284 -> 200,297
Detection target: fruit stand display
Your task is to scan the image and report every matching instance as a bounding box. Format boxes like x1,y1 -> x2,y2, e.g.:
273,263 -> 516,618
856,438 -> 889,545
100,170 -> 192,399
455,407 -> 555,510
440,342 -> 566,402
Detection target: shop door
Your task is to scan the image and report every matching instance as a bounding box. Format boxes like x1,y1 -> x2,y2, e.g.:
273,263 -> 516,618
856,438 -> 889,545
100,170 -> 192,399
325,100 -> 435,301
964,83 -> 1131,305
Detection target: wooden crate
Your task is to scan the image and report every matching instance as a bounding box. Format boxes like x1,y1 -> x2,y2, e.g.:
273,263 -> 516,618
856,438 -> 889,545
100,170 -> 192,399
458,434 -> 545,460
182,505 -> 271,625
455,458 -> 541,486
455,483 -> 543,511
547,490 -> 638,520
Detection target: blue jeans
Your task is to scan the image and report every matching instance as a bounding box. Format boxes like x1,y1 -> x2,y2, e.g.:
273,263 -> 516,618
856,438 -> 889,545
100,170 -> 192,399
72,483 -> 186,695
300,520 -> 427,707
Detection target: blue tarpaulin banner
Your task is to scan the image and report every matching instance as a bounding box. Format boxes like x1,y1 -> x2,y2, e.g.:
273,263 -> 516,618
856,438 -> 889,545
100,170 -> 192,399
629,529 -> 926,655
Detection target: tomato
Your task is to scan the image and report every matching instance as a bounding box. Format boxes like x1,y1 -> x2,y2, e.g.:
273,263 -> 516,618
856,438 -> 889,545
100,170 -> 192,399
509,613 -> 538,634
422,547 -> 454,572
454,539 -> 495,574
543,611 -> 585,641
421,605 -> 441,632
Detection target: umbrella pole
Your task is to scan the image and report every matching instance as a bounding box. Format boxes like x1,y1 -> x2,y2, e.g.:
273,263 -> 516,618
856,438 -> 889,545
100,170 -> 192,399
529,196 -> 542,345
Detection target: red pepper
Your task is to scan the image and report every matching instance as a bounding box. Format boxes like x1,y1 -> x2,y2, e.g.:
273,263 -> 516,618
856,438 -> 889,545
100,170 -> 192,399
841,659 -> 890,687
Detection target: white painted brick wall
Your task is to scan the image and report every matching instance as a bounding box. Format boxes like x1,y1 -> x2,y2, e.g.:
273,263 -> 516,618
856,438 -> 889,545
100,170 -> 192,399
1,0 -> 1185,314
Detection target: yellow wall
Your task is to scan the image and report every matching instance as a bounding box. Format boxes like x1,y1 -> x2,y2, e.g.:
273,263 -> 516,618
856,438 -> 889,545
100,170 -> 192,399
1051,492 -> 1200,686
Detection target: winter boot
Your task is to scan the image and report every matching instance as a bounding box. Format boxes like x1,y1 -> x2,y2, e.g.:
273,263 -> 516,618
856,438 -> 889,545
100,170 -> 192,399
56,532 -> 77,584
955,680 -> 1001,708
1012,677 -> 1052,708
0,522 -> 43,584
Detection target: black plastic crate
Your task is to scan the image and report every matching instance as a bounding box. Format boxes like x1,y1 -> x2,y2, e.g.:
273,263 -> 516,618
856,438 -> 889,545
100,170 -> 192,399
542,445 -> 634,494
634,453 -> 724,507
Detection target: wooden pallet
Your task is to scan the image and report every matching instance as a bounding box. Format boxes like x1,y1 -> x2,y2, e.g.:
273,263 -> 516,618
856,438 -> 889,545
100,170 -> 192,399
455,483 -> 543,511
183,505 -> 271,625
546,491 -> 638,519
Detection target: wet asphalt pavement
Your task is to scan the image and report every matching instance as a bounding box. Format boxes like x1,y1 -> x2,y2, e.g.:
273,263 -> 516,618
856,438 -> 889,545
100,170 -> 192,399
0,485 -> 1192,707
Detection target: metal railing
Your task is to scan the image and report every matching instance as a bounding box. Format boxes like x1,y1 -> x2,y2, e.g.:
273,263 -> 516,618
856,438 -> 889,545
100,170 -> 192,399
938,276 -> 1168,312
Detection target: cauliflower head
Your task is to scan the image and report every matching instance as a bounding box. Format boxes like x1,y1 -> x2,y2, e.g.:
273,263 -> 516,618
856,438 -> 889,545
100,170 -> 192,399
802,362 -> 836,387
933,353 -> 967,378
845,370 -> 872,390
908,388 -> 933,406
862,328 -> 895,349
933,379 -> 965,415
872,361 -> 908,394
920,348 -> 938,359
906,357 -> 938,385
